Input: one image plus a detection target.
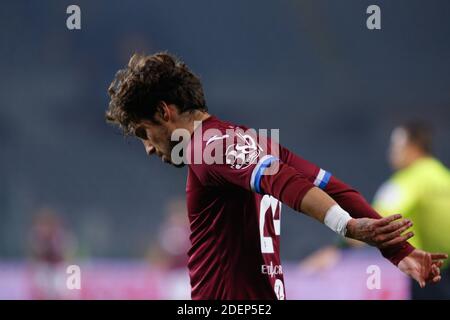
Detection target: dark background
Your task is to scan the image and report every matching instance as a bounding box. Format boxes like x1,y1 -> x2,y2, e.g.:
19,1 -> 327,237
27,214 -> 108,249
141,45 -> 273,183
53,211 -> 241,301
1,0 -> 449,260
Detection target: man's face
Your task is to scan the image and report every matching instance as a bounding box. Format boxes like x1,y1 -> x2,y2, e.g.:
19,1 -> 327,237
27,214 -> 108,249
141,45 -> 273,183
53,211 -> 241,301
388,127 -> 410,170
134,119 -> 185,168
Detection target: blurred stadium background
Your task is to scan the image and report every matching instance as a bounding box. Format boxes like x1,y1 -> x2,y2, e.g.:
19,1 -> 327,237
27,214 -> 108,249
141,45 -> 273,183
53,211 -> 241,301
0,0 -> 449,299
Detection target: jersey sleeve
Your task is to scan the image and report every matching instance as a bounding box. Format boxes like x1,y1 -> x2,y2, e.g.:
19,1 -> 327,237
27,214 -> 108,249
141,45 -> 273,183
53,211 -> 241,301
187,129 -> 263,190
189,130 -> 414,265
188,130 -> 316,210
280,146 -> 415,266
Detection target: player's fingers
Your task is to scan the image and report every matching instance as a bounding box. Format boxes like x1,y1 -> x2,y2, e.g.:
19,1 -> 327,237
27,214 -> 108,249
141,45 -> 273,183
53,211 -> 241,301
375,214 -> 403,227
419,279 -> 426,288
431,253 -> 448,260
379,232 -> 414,248
432,260 -> 444,268
432,275 -> 441,284
375,223 -> 412,243
431,264 -> 440,277
376,219 -> 412,236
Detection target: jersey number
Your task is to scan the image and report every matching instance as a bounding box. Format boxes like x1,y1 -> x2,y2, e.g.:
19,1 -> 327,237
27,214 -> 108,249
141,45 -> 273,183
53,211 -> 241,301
259,195 -> 281,254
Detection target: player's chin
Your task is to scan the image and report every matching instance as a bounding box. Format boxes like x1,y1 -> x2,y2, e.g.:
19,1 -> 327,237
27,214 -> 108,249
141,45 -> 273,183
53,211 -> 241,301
172,163 -> 186,168
165,159 -> 185,168
162,154 -> 185,168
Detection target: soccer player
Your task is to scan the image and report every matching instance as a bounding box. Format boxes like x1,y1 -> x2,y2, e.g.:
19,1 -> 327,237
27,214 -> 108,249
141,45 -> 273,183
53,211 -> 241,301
105,52 -> 447,299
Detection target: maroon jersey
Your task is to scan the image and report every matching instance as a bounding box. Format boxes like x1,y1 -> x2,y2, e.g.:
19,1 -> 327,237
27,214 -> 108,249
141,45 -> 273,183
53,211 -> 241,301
185,116 -> 414,300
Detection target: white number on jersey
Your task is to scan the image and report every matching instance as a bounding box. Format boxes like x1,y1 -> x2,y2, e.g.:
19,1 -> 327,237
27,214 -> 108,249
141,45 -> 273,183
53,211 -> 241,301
259,195 -> 281,254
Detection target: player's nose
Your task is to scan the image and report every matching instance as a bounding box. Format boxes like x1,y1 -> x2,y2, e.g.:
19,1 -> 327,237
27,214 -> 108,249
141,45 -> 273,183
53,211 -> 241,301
145,144 -> 155,156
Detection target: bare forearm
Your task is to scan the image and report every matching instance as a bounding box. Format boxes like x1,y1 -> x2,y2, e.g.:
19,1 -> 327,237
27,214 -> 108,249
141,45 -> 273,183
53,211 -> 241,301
299,187 -> 338,223
323,175 -> 415,265
260,161 -> 414,265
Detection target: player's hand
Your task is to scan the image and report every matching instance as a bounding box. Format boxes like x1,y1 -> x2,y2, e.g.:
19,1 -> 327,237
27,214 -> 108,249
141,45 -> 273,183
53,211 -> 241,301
398,249 -> 448,288
345,214 -> 414,248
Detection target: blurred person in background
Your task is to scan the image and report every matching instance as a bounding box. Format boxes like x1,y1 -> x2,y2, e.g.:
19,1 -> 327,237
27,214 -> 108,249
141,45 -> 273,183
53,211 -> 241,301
28,207 -> 77,299
147,196 -> 191,299
147,196 -> 190,270
301,121 -> 450,299
373,122 -> 450,299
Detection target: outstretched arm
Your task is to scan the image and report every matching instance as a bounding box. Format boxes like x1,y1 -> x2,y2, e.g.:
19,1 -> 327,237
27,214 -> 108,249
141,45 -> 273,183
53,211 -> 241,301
276,146 -> 415,264
300,186 -> 414,248
259,161 -> 414,249
323,175 -> 415,264
192,136 -> 448,288
260,161 -> 447,287
260,149 -> 447,287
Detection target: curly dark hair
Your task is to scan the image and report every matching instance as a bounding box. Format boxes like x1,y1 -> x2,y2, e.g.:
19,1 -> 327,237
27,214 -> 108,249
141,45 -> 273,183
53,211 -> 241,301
106,52 -> 207,135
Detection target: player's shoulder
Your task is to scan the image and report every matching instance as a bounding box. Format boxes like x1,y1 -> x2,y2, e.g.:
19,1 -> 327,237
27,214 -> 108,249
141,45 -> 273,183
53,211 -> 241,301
188,116 -> 276,170
201,116 -> 250,137
194,116 -> 256,149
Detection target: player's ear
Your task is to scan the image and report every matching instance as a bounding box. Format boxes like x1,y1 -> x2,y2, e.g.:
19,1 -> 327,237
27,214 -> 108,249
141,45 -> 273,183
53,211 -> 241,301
153,101 -> 169,123
156,101 -> 172,123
